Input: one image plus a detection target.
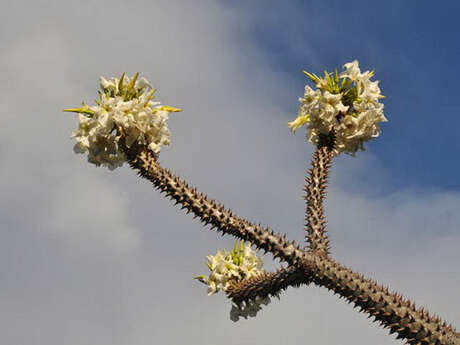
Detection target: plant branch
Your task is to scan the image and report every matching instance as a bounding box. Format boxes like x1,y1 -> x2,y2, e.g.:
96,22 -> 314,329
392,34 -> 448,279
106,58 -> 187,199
122,140 -> 459,345
304,135 -> 335,255
226,264 -> 310,304
304,255 -> 459,345
122,142 -> 306,266
224,251 -> 459,345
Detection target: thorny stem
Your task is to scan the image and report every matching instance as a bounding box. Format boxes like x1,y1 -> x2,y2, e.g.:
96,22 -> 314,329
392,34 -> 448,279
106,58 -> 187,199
304,134 -> 335,255
121,140 -> 459,345
308,256 -> 459,345
228,255 -> 460,345
226,265 -> 311,304
122,142 -> 306,266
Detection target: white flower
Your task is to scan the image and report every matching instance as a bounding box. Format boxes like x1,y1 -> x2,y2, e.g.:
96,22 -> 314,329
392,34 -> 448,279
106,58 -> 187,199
99,76 -> 118,93
136,77 -> 152,90
288,60 -> 387,156
340,60 -> 361,81
65,73 -> 182,170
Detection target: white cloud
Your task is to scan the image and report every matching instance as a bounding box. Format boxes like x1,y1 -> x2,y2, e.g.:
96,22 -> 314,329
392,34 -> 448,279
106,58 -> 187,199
0,23 -> 141,254
45,173 -> 142,253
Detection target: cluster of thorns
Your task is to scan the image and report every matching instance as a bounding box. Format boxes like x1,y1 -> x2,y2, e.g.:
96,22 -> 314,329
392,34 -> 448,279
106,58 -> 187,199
118,131 -> 458,345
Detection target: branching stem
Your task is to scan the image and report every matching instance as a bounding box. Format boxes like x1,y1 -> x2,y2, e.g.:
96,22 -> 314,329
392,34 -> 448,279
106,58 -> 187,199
121,140 -> 459,345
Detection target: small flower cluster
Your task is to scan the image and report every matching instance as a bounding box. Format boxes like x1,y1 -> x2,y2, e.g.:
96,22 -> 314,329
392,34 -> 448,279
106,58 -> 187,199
288,60 -> 387,155
195,241 -> 270,321
195,241 -> 265,295
65,73 -> 182,170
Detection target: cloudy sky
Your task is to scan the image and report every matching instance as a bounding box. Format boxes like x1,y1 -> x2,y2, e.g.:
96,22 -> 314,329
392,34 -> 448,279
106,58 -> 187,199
1,1 -> 459,344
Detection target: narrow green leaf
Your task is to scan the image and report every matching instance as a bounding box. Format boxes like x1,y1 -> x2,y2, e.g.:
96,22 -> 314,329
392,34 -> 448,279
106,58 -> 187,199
126,72 -> 139,95
63,103 -> 95,116
303,70 -> 319,83
194,275 -> 208,283
118,72 -> 125,92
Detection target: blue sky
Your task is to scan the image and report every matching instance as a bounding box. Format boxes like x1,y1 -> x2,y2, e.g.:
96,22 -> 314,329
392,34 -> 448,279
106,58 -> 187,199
0,1 -> 459,345
227,0 -> 460,192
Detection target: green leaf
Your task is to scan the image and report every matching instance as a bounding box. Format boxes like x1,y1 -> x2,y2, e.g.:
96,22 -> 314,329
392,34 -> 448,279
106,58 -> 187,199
125,72 -> 139,99
194,275 -> 208,283
340,78 -> 352,91
239,241 -> 245,263
118,72 -> 126,93
303,70 -> 320,84
63,103 -> 95,116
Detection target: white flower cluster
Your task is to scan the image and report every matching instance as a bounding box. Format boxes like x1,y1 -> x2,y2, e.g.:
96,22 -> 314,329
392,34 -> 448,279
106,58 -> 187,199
66,73 -> 182,170
195,241 -> 270,321
195,241 -> 265,295
288,60 -> 387,155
